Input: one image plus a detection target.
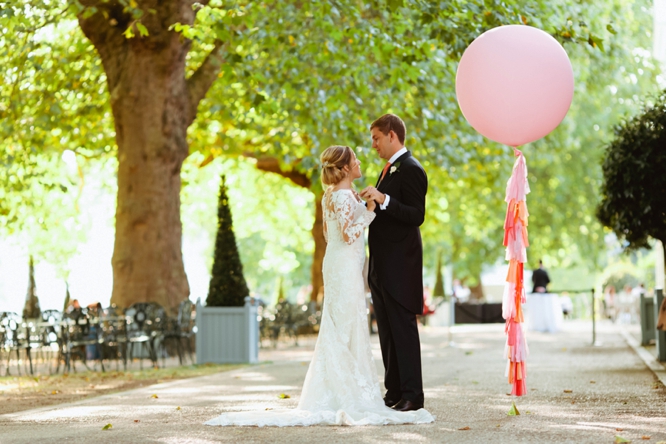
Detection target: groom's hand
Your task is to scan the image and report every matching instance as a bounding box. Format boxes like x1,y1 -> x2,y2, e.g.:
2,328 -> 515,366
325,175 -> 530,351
360,186 -> 386,204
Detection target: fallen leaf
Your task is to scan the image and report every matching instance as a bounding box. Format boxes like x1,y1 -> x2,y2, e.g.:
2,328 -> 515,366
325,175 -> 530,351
496,424 -> 501,428
151,394 -> 158,399
615,436 -> 630,443
616,428 -> 624,432
525,411 -> 532,415
134,420 -> 139,423
102,423 -> 112,430
507,401 -> 520,416
51,390 -> 58,395
278,393 -> 291,399
176,406 -> 181,411
571,401 -> 575,404
465,351 -> 473,355
642,437 -> 651,440
590,381 -> 596,384
563,389 -> 573,393
458,426 -> 470,430
33,377 -> 39,382
265,408 -> 273,411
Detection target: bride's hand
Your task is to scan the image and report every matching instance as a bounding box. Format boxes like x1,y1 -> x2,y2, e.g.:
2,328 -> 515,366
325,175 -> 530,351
366,198 -> 376,212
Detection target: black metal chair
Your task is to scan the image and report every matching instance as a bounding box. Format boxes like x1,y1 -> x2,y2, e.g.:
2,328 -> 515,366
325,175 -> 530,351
0,312 -> 33,375
61,308 -> 105,373
0,315 -> 6,375
37,310 -> 62,374
100,304 -> 128,371
160,299 -> 195,366
125,303 -> 164,369
177,299 -> 196,364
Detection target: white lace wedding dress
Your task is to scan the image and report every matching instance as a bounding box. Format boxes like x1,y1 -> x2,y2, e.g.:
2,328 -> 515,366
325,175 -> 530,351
205,189 -> 434,427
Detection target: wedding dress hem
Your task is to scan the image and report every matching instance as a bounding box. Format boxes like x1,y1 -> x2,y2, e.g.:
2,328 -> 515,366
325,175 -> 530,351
204,407 -> 434,427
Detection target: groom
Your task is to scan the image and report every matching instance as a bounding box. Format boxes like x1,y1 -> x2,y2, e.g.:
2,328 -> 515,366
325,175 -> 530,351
360,114 -> 428,412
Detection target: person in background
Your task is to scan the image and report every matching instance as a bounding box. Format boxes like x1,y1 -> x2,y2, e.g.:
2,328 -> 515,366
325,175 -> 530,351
66,299 -> 81,314
532,260 -> 551,293
452,279 -> 470,303
617,285 -> 634,323
419,286 -> 435,326
603,285 -> 617,322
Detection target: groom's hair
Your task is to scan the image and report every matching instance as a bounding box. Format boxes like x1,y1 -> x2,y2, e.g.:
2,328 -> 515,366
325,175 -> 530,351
371,114 -> 406,145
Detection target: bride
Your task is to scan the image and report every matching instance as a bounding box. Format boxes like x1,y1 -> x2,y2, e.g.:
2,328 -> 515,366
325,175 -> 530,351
205,145 -> 434,427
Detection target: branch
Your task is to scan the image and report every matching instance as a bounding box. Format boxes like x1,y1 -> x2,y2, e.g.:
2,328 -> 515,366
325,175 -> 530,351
186,40 -> 225,124
243,152 -> 312,189
77,2 -> 129,91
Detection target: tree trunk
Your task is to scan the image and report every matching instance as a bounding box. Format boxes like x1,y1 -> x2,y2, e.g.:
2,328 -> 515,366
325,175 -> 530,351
78,3 -> 220,313
310,194 -> 325,303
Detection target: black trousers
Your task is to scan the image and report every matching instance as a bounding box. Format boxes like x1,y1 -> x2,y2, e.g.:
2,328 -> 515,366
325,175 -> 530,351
369,262 -> 424,404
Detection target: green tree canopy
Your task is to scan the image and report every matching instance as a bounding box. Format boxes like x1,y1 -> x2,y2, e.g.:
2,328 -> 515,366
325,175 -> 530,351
1,0 -> 659,304
597,90 -> 666,252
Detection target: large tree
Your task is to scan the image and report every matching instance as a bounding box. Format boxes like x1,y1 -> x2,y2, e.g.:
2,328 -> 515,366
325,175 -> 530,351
4,0 -> 545,310
2,0 -> 645,310
597,90 -> 666,263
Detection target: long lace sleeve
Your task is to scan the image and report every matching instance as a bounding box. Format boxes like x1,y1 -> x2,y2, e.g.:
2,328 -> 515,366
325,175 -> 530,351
333,191 -> 376,245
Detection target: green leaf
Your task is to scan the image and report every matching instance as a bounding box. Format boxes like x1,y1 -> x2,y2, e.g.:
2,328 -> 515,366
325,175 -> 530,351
606,23 -> 617,34
507,401 -> 520,416
588,35 -> 605,52
136,22 -> 148,37
123,25 -> 135,39
614,436 -> 630,443
387,0 -> 404,12
102,423 -> 112,430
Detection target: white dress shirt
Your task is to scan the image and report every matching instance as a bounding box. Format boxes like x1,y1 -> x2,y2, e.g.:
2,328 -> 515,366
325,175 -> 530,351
379,147 -> 407,210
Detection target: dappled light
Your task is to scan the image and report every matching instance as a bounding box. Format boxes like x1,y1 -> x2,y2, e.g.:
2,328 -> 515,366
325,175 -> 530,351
1,0 -> 666,441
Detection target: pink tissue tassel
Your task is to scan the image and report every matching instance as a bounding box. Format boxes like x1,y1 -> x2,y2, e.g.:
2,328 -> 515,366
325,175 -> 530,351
502,149 -> 530,397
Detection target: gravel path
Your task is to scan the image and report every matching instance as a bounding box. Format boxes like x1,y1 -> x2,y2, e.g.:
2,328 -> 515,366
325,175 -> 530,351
1,321 -> 664,443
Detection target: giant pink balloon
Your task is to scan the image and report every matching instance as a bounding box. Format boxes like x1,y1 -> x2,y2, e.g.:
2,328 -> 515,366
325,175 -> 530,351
455,25 -> 574,147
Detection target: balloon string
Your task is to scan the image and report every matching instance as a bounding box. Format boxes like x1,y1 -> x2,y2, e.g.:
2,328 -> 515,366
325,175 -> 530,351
513,147 -> 522,157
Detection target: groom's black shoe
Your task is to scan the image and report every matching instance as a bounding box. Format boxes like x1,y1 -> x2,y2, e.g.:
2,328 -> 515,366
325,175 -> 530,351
383,397 -> 400,408
391,399 -> 424,412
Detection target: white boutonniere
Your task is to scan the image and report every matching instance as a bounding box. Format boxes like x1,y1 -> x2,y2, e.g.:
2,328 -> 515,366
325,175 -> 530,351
390,162 -> 401,175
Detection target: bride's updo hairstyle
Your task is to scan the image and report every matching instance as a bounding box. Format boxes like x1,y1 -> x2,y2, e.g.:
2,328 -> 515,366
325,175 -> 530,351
320,145 -> 353,186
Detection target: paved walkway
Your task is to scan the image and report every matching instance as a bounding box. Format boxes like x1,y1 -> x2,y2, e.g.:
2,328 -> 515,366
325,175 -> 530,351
1,321 -> 665,443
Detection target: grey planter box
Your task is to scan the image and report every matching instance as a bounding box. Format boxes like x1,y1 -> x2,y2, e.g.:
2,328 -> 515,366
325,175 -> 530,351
196,297 -> 259,364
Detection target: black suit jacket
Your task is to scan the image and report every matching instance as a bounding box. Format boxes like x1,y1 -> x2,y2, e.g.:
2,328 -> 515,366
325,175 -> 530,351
368,151 -> 428,314
532,268 -> 550,293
